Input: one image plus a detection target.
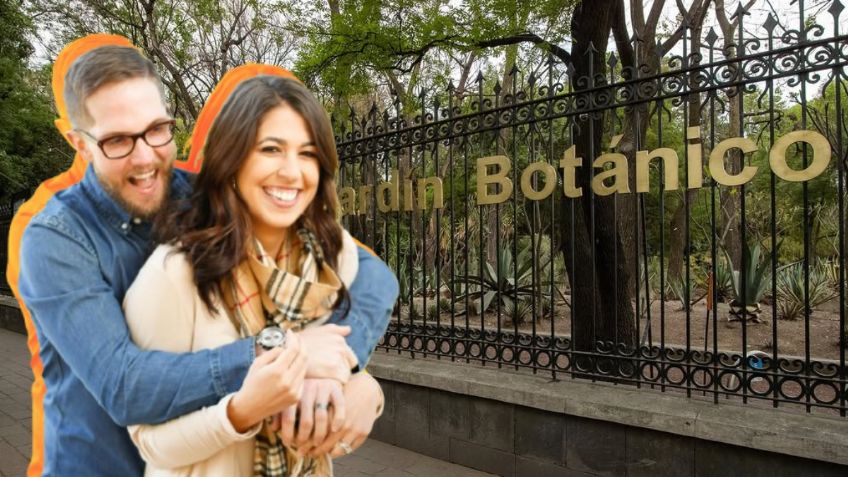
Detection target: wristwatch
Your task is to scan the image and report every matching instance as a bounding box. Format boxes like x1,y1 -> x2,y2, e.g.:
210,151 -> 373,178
257,326 -> 287,350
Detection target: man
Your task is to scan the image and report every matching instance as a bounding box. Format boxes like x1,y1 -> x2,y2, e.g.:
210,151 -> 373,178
9,36 -> 397,476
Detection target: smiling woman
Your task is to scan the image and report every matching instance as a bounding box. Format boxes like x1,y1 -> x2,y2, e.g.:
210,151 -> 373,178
122,71 -> 386,477
236,104 -> 321,256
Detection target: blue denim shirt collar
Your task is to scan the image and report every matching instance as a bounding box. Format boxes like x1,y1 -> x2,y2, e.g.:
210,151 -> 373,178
79,163 -> 192,235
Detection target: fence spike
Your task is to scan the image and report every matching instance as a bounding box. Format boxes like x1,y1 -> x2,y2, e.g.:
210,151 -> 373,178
705,27 -> 719,47
731,1 -> 750,20
828,0 -> 845,19
763,13 -> 778,34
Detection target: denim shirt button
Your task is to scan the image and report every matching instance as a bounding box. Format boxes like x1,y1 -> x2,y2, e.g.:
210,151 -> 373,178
132,218 -> 142,225
121,223 -> 129,231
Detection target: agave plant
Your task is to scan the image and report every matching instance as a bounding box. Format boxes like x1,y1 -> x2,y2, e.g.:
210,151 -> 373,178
667,276 -> 704,312
711,256 -> 734,302
455,239 -> 548,321
776,259 -> 838,320
724,242 -> 772,323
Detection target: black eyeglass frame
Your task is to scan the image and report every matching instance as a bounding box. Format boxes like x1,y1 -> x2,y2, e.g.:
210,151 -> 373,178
78,119 -> 177,160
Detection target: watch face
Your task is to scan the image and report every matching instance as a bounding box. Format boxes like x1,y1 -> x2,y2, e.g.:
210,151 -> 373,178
258,326 -> 286,349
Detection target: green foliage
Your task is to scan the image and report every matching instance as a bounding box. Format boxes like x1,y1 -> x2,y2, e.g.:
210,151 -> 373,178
727,242 -> 772,307
668,276 -> 694,311
776,260 -> 839,320
426,302 -> 439,320
0,0 -> 73,201
456,238 -> 546,318
503,298 -> 532,324
711,255 -> 735,303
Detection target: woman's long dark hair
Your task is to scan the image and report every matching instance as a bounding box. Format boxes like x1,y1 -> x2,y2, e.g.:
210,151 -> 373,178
155,76 -> 347,313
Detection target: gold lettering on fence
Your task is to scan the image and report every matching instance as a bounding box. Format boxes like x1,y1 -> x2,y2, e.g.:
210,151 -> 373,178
476,155 -> 513,205
592,153 -> 630,196
417,177 -> 444,210
709,137 -> 758,186
769,130 -> 831,182
636,148 -> 679,193
376,170 -> 399,212
520,162 -> 557,200
559,145 -> 583,198
337,129 -> 833,217
687,126 -> 704,189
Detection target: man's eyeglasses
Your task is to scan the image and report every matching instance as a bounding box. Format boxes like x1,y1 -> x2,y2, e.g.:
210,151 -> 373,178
78,120 -> 177,160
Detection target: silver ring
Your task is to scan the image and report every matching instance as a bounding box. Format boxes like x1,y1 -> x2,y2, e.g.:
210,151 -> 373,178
314,402 -> 329,411
336,441 -> 353,455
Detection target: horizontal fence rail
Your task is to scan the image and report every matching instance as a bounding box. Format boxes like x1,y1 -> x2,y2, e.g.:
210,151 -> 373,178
335,2 -> 848,416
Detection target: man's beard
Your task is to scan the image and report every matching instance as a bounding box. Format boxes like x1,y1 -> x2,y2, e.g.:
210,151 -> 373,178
98,165 -> 173,220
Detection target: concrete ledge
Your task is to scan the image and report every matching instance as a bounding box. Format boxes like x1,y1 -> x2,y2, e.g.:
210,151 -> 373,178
368,352 -> 848,466
0,294 -> 25,335
0,295 -> 20,309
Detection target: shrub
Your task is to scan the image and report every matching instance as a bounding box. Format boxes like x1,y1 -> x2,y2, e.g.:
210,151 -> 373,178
725,242 -> 772,322
776,259 -> 838,320
503,298 -> 533,325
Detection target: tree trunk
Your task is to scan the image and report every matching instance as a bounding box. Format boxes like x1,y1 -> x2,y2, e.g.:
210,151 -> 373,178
560,0 -> 636,358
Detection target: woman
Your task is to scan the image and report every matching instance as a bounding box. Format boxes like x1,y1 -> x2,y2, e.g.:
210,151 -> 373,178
122,69 -> 385,476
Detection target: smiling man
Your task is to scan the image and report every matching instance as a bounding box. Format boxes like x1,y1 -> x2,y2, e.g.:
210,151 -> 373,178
13,43 -> 397,476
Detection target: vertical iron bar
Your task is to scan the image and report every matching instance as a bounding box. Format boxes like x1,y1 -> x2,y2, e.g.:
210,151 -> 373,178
512,67 -> 520,370
768,23 -> 780,410
548,54 -> 557,380
709,47 -> 719,404
448,86 -> 457,363
737,10 -> 749,406
834,5 -> 847,417
799,0 -> 812,413
682,25 -> 692,399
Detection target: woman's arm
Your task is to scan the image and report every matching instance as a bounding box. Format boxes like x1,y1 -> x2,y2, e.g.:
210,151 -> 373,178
127,395 -> 260,469
123,249 -> 306,468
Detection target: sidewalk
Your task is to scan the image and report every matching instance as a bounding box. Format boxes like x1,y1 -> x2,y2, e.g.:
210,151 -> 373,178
0,328 -> 494,477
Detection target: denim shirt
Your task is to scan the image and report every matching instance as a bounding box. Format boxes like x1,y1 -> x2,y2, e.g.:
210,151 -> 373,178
17,165 -> 397,476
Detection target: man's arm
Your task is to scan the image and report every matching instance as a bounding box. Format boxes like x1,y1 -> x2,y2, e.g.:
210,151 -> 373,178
18,219 -> 254,426
326,244 -> 398,370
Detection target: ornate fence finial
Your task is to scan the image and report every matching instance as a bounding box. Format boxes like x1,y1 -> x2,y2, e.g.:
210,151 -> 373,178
731,1 -> 750,20
608,52 -> 618,71
828,0 -> 845,20
763,13 -> 778,34
705,27 -> 719,47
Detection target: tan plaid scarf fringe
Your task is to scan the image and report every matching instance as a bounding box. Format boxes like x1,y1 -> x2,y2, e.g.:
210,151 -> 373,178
224,227 -> 341,477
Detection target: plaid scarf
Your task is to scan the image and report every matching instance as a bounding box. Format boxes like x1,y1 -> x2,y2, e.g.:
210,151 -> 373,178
223,227 -> 344,477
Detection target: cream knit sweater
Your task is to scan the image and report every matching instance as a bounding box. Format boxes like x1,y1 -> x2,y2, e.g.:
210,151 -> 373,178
123,230 -> 359,477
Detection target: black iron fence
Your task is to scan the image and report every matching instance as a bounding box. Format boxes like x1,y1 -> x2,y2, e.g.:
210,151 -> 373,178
335,2 -> 848,415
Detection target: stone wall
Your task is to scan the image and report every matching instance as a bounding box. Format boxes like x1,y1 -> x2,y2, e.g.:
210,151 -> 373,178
368,353 -> 848,477
0,295 -> 24,334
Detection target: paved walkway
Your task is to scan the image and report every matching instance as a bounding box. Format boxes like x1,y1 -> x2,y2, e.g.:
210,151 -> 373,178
0,328 -> 493,477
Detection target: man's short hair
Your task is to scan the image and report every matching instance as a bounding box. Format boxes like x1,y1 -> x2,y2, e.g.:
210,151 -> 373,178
64,45 -> 167,129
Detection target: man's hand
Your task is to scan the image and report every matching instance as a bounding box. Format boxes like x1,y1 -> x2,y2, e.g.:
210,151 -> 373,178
299,325 -> 358,382
279,379 -> 346,449
300,372 -> 383,458
227,331 -> 307,433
